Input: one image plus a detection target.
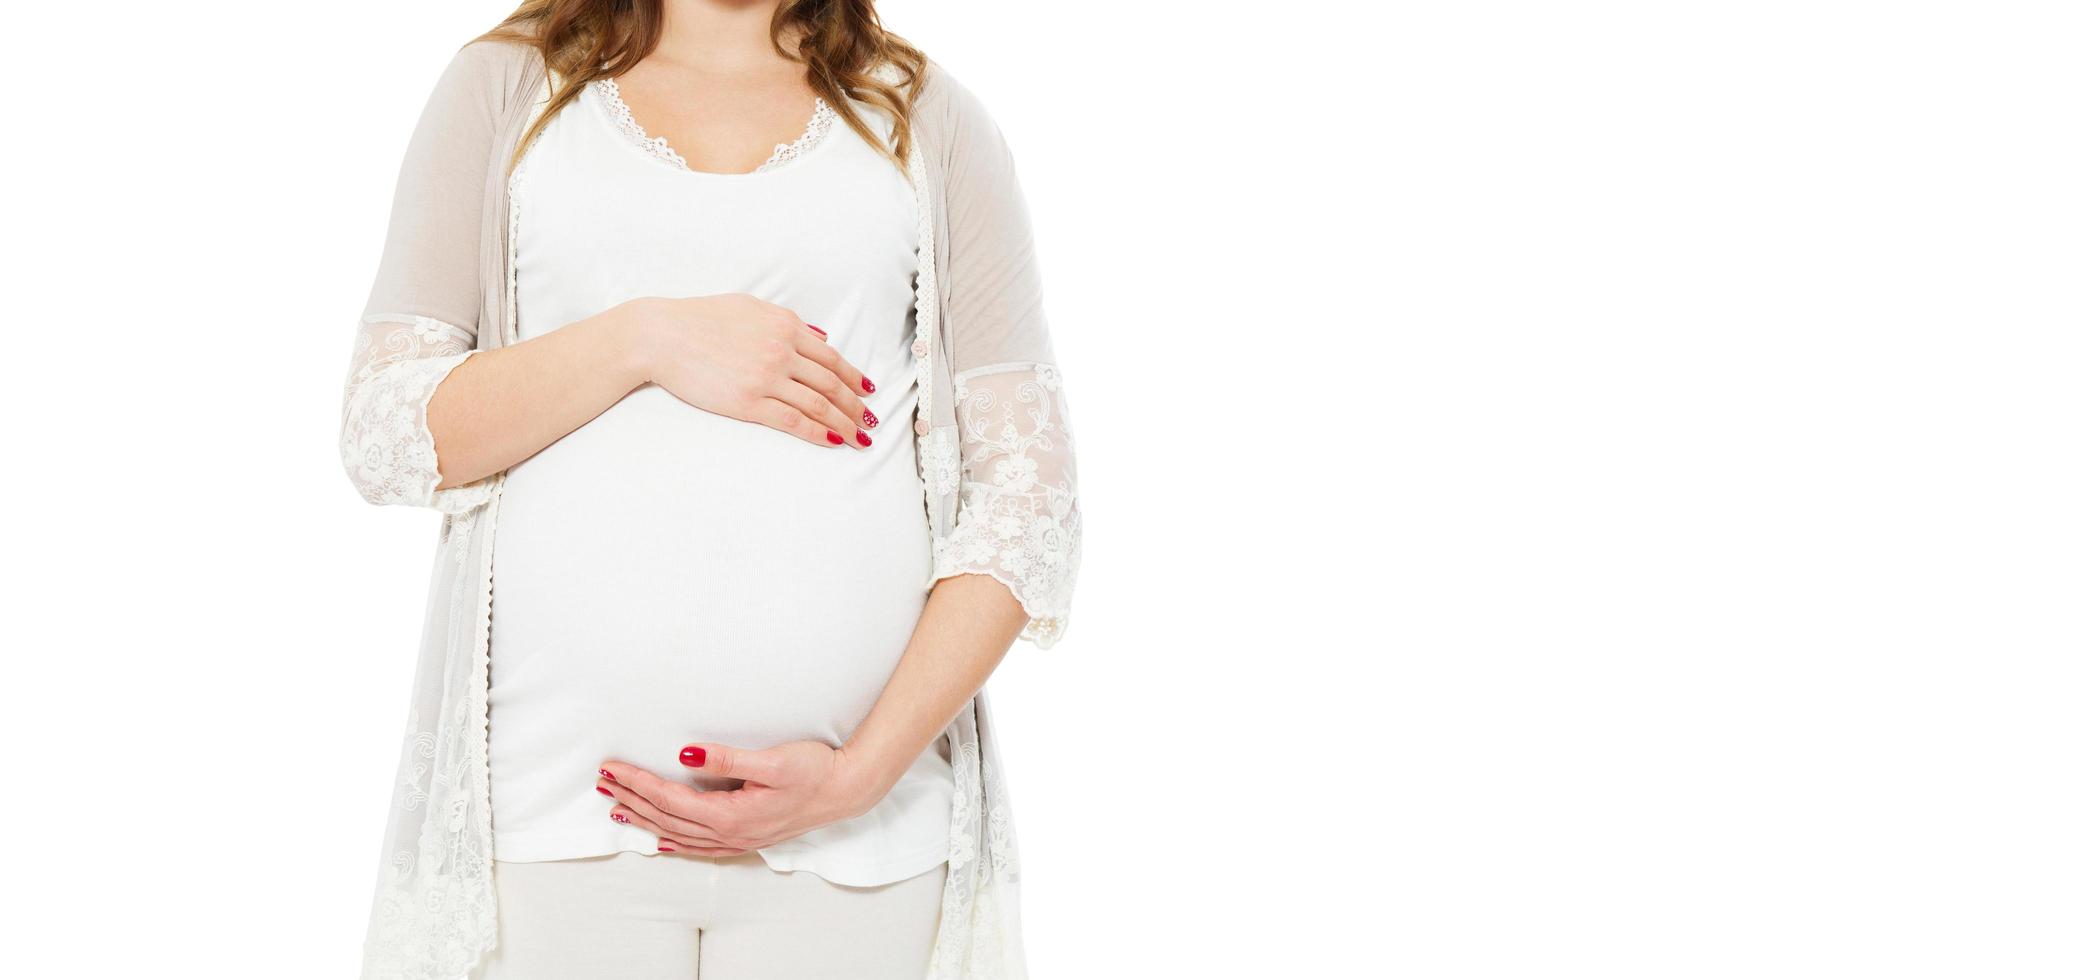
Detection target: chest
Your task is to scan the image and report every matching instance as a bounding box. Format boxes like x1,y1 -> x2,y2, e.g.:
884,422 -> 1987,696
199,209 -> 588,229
511,80 -> 921,336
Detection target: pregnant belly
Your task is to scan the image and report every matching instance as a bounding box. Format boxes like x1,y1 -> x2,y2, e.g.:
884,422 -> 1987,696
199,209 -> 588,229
485,385 -> 933,761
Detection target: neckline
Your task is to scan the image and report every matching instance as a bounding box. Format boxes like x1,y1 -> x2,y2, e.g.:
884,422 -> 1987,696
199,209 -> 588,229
592,77 -> 838,177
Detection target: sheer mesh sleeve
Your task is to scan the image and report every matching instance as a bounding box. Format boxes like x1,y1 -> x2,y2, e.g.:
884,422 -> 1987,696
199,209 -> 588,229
921,68 -> 1082,647
339,314 -> 492,511
930,362 -> 1081,647
337,43 -> 508,512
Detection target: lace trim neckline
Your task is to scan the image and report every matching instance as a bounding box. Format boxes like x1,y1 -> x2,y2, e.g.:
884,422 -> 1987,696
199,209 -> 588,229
594,77 -> 837,175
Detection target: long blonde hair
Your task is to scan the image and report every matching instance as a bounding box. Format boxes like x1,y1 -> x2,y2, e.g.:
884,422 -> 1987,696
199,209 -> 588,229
480,0 -> 927,175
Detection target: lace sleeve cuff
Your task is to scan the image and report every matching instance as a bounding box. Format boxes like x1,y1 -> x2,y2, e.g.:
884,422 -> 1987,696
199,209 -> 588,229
927,362 -> 1082,648
339,314 -> 494,513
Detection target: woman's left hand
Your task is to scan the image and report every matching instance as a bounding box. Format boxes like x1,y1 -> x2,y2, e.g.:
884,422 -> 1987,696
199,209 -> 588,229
596,741 -> 888,856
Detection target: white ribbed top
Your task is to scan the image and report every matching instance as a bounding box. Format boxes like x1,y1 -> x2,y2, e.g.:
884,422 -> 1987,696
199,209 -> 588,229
484,78 -> 952,886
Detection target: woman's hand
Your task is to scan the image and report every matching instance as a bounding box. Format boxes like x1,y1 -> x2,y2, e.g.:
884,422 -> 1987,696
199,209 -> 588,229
623,293 -> 881,449
595,741 -> 892,856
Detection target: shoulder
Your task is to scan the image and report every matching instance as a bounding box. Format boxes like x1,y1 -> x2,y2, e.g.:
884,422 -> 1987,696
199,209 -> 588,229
911,58 -> 990,130
909,57 -> 1014,159
425,27 -> 546,119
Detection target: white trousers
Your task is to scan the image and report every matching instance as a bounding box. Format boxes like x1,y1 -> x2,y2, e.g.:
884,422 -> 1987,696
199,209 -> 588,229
470,852 -> 948,979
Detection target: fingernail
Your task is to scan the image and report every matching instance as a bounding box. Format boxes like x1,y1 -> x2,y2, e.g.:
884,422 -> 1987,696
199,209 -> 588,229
861,377 -> 876,394
599,768 -> 616,781
855,430 -> 872,447
681,746 -> 707,768
658,843 -> 677,852
806,323 -> 827,337
826,430 -> 844,445
612,812 -> 630,823
596,785 -> 615,797
862,409 -> 878,428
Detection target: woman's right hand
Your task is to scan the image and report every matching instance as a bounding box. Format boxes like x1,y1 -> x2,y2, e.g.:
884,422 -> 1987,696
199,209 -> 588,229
624,293 -> 881,448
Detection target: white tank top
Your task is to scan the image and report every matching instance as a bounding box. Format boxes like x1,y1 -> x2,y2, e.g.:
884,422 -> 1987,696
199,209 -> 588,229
484,77 -> 952,886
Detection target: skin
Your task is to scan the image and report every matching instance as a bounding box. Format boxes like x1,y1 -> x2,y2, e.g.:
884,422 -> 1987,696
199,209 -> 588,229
428,0 -> 1033,857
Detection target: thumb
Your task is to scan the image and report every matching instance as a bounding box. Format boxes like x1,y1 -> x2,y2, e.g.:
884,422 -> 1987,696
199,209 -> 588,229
680,743 -> 782,784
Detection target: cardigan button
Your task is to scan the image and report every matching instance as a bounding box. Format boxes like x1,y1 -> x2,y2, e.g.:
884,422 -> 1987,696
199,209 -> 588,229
913,418 -> 931,436
912,337 -> 930,358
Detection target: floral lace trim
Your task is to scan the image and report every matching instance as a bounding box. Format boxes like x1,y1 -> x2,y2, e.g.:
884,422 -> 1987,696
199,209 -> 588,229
927,362 -> 1081,649
595,77 -> 835,174
918,427 -> 961,499
908,120 -> 948,530
760,98 -> 838,170
340,314 -> 494,513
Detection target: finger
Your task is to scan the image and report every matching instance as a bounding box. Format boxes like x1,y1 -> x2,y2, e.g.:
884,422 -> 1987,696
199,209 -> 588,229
598,777 -> 731,842
654,840 -> 730,856
610,804 -> 736,852
600,763 -> 694,807
670,843 -> 749,857
655,834 -> 744,855
747,397 -> 847,448
793,333 -> 874,399
597,762 -> 742,832
679,742 -> 788,785
788,359 -> 876,435
775,379 -> 870,450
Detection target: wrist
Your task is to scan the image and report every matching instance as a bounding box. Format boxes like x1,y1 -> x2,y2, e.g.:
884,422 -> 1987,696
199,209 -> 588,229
835,738 -> 911,816
594,298 -> 661,388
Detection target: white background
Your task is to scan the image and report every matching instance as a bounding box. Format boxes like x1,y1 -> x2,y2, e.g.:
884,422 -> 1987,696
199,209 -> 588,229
5,1 -> 2070,977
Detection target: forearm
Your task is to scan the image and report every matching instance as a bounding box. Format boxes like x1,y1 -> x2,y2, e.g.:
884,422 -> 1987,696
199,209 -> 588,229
840,573 -> 1031,802
426,305 -> 652,491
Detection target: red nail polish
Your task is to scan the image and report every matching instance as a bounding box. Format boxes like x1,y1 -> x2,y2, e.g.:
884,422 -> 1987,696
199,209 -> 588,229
861,377 -> 876,394
658,843 -> 677,852
599,768 -> 616,781
826,430 -> 844,445
855,430 -> 872,447
862,409 -> 878,428
681,746 -> 707,768
612,812 -> 630,823
597,785 -> 614,797
806,323 -> 826,337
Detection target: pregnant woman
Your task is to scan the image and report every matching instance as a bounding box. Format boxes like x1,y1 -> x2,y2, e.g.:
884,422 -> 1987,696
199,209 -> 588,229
335,1 -> 1081,978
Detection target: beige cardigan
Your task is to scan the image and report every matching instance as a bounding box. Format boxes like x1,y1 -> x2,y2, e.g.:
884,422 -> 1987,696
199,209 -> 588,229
338,36 -> 1081,980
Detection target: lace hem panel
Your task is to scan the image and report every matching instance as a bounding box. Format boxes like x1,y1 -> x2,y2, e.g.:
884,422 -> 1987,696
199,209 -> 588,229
927,362 -> 1080,649
360,498 -> 500,980
340,314 -> 493,513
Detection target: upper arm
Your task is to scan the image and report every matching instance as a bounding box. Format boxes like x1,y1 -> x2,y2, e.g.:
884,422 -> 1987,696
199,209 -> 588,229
360,40 -> 513,334
927,67 -> 1057,375
919,66 -> 1082,647
338,41 -> 519,511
